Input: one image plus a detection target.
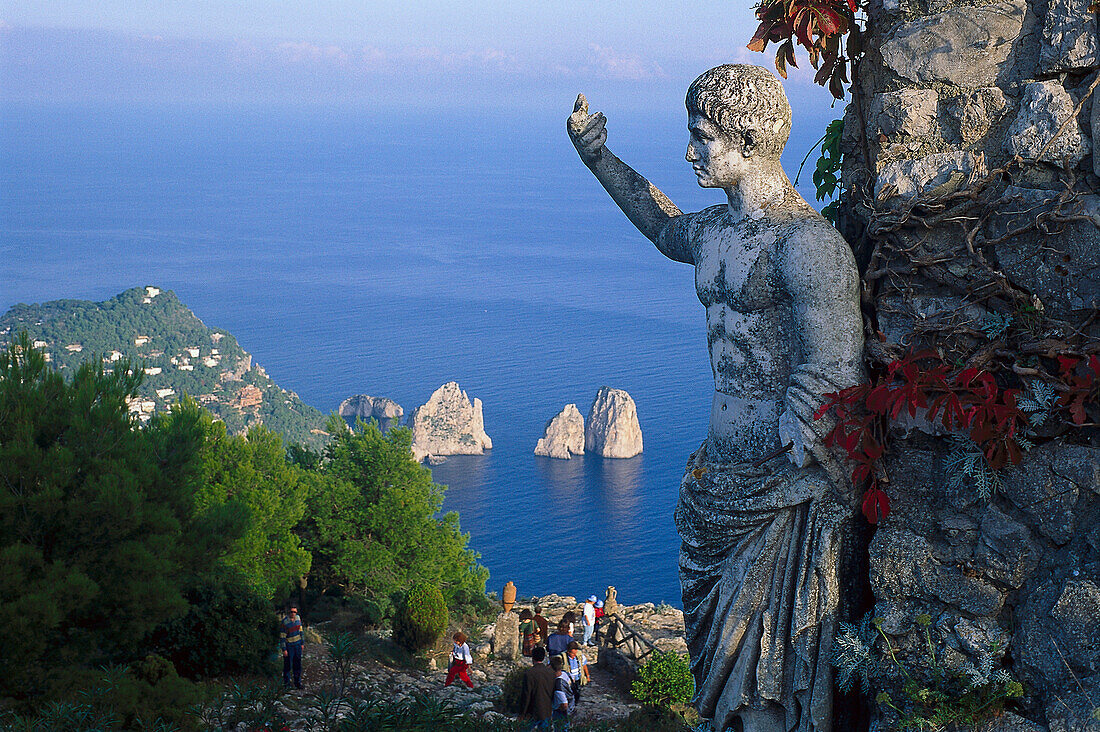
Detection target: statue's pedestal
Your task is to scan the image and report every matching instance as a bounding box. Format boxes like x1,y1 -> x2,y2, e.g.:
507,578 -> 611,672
494,610 -> 520,661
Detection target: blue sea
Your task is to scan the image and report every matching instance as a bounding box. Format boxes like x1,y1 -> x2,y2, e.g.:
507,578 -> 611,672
0,101 -> 837,606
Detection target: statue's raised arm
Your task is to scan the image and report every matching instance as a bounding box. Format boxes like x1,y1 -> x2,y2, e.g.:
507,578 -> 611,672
567,94 -> 686,256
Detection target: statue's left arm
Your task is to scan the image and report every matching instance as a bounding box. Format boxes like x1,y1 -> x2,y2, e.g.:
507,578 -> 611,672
777,221 -> 865,469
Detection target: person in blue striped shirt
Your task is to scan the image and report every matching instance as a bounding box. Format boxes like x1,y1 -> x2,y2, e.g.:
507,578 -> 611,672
280,605 -> 304,690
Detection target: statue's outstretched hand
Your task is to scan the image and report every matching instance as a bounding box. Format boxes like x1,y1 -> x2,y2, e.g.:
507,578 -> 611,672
568,94 -> 607,165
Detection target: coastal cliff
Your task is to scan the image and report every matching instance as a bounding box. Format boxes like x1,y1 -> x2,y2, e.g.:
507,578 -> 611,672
0,286 -> 330,449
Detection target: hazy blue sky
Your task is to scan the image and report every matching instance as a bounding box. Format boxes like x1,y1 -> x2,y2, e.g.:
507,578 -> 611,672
0,1 -> 838,109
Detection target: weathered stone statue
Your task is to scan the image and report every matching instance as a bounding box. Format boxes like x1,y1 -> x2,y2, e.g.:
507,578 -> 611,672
568,65 -> 864,732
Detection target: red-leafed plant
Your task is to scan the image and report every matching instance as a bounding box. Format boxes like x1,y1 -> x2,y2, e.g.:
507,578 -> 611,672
747,0 -> 863,98
1057,354 -> 1100,425
861,483 -> 890,524
812,350 -> 1100,523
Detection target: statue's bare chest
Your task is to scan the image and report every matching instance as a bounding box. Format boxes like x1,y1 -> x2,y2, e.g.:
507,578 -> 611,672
693,222 -> 780,312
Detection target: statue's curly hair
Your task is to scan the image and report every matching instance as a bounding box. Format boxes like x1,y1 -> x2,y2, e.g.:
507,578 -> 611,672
686,65 -> 792,159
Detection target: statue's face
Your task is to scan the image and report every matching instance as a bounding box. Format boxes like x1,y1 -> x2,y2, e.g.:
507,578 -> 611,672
686,114 -> 746,189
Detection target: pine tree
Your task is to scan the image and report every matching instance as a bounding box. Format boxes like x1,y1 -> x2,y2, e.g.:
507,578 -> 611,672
298,418 -> 488,616
0,334 -> 203,699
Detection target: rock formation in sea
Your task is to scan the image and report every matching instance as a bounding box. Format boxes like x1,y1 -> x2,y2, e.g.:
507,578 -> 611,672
534,403 -> 585,459
338,394 -> 404,421
406,381 -> 492,462
584,387 -> 642,458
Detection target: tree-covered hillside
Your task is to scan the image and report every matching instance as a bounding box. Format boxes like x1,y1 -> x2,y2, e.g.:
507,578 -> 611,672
0,286 -> 330,449
0,334 -> 488,728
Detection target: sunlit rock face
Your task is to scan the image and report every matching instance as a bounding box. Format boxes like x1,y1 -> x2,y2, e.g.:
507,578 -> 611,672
407,381 -> 491,462
338,395 -> 404,421
534,403 -> 585,459
585,387 -> 642,459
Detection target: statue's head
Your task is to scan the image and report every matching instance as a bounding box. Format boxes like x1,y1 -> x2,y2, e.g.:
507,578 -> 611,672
685,65 -> 792,187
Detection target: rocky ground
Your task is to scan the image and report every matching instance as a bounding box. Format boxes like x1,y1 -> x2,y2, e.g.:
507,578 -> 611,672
264,595 -> 688,729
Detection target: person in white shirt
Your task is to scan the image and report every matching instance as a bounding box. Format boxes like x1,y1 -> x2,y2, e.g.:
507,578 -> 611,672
581,596 -> 597,646
444,631 -> 474,689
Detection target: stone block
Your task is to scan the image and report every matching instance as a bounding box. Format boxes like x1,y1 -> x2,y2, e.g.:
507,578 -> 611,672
1002,445 -> 1079,545
1019,567 -> 1100,704
985,713 -> 1047,732
976,506 -> 1042,588
1051,445 -> 1100,496
946,88 -> 1009,145
1093,76 -> 1100,178
1005,81 -> 1090,166
1051,579 -> 1100,672
881,1 -> 1026,88
873,89 -> 939,139
877,293 -> 986,353
1045,684 -> 1100,732
953,616 -> 1011,660
992,188 -> 1100,321
1040,0 -> 1099,74
875,151 -> 983,200
870,528 -> 1004,616
1089,524 -> 1100,554
493,611 -> 520,662
930,566 -> 1005,616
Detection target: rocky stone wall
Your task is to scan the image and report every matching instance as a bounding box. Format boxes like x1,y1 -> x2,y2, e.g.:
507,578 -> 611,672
841,1 -> 1100,728
868,437 -> 1100,730
844,0 -> 1100,324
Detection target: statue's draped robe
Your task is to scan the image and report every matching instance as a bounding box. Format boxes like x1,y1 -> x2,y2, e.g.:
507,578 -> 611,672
675,367 -> 851,732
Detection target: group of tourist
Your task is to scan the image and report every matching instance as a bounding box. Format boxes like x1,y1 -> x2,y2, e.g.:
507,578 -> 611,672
515,597 -> 604,729
520,596 -> 604,656
441,596 -> 608,728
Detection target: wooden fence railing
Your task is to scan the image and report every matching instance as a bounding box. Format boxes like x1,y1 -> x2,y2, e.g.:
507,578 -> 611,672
600,613 -> 656,663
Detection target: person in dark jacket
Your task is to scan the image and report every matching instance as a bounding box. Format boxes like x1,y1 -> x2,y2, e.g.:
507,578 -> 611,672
519,646 -> 556,729
533,606 -> 550,650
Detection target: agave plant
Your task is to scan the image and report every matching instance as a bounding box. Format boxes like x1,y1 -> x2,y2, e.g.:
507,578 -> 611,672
326,631 -> 364,696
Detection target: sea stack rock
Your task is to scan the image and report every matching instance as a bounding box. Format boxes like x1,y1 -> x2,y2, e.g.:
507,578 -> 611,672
338,395 -> 404,421
585,387 -> 642,458
407,381 -> 492,462
534,404 -> 585,459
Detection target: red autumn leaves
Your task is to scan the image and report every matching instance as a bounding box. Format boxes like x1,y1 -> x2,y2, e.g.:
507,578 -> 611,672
814,351 -> 1100,524
747,0 -> 862,98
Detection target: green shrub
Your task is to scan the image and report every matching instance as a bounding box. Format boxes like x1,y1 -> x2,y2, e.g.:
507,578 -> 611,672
299,421 -> 488,612
630,651 -> 694,709
337,694 -> 518,731
347,591 -> 397,628
393,583 -> 448,652
6,663 -> 206,731
193,681 -> 286,732
618,706 -> 693,732
497,667 -> 527,714
150,573 -> 278,679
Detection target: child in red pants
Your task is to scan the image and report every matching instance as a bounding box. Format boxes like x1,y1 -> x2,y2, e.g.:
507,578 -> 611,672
445,631 -> 474,688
